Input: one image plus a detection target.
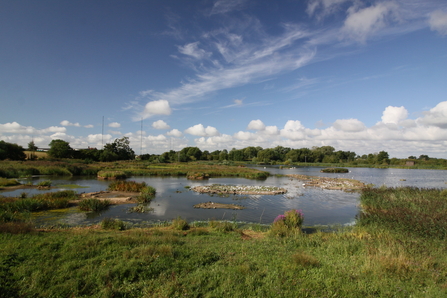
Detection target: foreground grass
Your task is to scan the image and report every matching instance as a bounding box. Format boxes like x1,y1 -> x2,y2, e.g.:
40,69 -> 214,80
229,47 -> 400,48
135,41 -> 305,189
1,187 -> 447,297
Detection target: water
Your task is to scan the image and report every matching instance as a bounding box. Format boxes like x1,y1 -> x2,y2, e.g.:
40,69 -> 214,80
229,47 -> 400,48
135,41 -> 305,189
1,166 -> 446,227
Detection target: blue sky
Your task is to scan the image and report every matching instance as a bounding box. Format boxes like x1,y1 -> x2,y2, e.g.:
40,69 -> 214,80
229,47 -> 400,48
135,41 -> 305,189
1,0 -> 447,158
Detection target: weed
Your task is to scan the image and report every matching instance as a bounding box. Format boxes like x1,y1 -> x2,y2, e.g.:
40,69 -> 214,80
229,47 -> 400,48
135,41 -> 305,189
100,218 -> 126,230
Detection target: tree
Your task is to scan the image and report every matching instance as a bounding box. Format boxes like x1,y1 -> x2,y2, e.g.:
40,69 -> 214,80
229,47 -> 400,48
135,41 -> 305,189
48,139 -> 73,158
0,140 -> 26,160
28,140 -> 38,151
376,151 -> 390,164
102,137 -> 135,161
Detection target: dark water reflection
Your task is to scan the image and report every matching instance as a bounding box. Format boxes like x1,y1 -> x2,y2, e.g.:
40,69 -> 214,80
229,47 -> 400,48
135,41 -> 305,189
1,166 -> 446,227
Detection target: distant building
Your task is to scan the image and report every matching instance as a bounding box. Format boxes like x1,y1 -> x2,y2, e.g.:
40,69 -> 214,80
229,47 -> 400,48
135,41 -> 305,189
405,161 -> 415,166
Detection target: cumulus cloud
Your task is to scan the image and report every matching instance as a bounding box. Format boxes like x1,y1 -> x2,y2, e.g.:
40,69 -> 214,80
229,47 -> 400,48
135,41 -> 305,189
167,129 -> 183,137
108,122 -> 121,128
141,100 -> 172,119
247,119 -> 266,130
60,120 -> 81,127
264,126 -> 279,135
429,10 -> 447,35
234,131 -> 255,140
152,120 -> 170,130
280,120 -> 306,140
333,118 -> 366,132
341,2 -> 398,42
418,101 -> 447,128
185,124 -> 220,137
381,106 -> 408,124
84,124 -> 94,128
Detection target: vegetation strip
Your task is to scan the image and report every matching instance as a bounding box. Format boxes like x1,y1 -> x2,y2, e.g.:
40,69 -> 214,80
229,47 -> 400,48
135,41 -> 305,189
191,184 -> 287,195
193,202 -> 245,209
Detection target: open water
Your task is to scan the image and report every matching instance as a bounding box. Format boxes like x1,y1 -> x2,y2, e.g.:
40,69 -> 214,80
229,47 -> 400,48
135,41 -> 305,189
1,166 -> 446,227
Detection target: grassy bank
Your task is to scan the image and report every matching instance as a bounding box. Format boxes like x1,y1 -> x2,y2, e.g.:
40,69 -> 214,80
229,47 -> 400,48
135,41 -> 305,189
1,187 -> 447,297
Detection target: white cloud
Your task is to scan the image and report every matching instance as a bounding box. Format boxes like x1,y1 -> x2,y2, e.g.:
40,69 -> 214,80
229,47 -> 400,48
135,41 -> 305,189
247,119 -> 266,130
280,120 -> 306,140
341,2 -> 399,42
178,42 -> 212,60
60,120 -> 80,127
0,122 -> 35,134
210,0 -> 249,15
381,106 -> 408,124
418,101 -> 447,128
307,0 -> 351,19
333,118 -> 366,132
185,124 -> 220,137
233,98 -> 243,105
84,124 -> 94,128
152,120 -> 170,130
108,122 -> 121,128
167,129 -> 183,137
264,125 -> 279,135
234,131 -> 254,140
429,10 -> 447,35
42,126 -> 67,133
141,100 -> 172,119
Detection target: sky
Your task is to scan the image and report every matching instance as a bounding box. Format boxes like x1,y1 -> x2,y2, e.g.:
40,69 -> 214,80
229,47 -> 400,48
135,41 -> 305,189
1,0 -> 447,158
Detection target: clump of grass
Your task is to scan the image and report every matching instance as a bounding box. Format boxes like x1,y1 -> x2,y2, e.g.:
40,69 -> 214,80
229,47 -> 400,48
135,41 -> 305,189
37,180 -> 52,188
97,170 -> 126,180
187,172 -> 210,180
137,186 -> 156,203
171,216 -> 190,230
108,180 -> 147,192
321,168 -> 349,173
291,251 -> 320,267
209,220 -> 237,232
127,204 -> 153,213
0,178 -> 21,187
100,218 -> 126,230
269,209 -> 304,237
78,198 -> 110,212
0,222 -> 34,234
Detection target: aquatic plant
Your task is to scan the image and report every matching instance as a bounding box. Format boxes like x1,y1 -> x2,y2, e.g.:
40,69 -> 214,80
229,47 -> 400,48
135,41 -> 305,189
78,198 -> 110,212
37,180 -> 52,187
321,168 -> 349,173
97,170 -> 127,180
0,178 -> 21,187
137,186 -> 156,203
108,180 -> 147,192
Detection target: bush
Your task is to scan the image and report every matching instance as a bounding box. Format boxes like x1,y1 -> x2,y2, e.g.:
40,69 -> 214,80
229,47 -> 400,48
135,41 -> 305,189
108,180 -> 147,192
78,198 -> 110,212
37,180 -> 52,187
269,209 -> 304,237
100,218 -> 125,230
0,178 -> 20,187
137,186 -> 156,203
171,216 -> 190,231
97,170 -> 126,180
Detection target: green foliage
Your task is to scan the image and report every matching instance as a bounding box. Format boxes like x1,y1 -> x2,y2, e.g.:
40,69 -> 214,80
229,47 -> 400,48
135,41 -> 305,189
102,136 -> 135,161
171,216 -> 190,230
108,180 -> 147,192
97,170 -> 127,179
37,180 -> 52,187
100,218 -> 126,230
320,167 -> 349,173
0,178 -> 21,187
137,186 -> 156,203
78,198 -> 110,212
0,140 -> 26,161
48,139 -> 73,159
269,209 -> 304,237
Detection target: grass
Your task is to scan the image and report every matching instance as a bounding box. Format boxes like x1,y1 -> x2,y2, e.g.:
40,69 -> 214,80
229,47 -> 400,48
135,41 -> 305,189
0,178 -> 21,187
1,181 -> 447,296
320,167 -> 349,173
97,170 -> 127,179
78,198 -> 110,212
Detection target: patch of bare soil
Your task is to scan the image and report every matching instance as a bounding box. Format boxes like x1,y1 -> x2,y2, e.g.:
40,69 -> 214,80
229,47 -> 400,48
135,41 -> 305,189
193,201 -> 245,210
73,191 -> 140,205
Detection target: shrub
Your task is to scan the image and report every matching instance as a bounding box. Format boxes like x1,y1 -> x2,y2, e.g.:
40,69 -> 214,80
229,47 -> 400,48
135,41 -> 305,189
37,180 -> 52,187
97,170 -> 126,180
108,180 -> 147,192
100,218 -> 125,230
269,209 -> 304,237
171,216 -> 190,231
78,198 -> 110,212
0,178 -> 21,187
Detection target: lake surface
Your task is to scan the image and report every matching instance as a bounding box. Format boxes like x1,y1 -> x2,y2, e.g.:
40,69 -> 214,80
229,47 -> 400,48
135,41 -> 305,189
2,166 -> 446,227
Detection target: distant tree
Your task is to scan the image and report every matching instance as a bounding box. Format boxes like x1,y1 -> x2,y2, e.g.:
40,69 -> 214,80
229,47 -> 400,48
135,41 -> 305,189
102,137 -> 135,161
219,149 -> 228,161
257,149 -> 275,163
376,151 -> 390,164
408,156 -> 417,160
0,140 -> 26,160
243,147 -> 258,160
48,139 -> 73,158
418,155 -> 429,161
27,140 -> 38,151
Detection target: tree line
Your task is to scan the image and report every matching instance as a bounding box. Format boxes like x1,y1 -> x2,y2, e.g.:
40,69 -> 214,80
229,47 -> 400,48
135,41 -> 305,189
0,139 -> 445,167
